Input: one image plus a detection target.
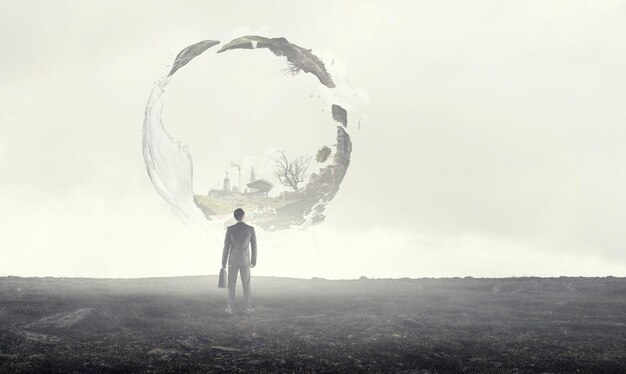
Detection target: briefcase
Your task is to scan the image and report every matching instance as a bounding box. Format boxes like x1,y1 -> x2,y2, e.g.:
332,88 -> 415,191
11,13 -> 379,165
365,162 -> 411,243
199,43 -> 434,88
218,268 -> 227,288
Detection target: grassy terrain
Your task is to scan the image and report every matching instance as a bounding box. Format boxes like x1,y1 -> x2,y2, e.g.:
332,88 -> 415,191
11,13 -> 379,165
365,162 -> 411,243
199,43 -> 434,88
0,276 -> 624,373
194,195 -> 288,216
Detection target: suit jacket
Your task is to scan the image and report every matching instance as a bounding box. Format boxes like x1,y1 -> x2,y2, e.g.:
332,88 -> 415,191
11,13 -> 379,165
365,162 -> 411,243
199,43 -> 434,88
222,221 -> 257,267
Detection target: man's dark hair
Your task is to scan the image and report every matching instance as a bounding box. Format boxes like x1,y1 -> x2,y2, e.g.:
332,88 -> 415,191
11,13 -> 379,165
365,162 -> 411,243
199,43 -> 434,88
234,208 -> 245,221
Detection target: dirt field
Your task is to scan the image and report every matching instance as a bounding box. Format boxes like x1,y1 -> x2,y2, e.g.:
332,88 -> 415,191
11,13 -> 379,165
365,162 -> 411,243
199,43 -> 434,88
0,275 -> 624,373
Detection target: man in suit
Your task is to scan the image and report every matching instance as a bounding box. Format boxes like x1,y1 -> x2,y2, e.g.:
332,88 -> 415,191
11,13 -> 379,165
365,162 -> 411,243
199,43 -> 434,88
222,208 -> 257,315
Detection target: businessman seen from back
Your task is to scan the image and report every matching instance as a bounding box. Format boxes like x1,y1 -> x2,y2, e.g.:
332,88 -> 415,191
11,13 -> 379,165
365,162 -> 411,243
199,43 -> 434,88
222,208 -> 257,315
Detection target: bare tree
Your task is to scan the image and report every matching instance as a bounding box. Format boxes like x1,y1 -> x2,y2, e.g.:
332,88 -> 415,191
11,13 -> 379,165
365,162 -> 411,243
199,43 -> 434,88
270,150 -> 311,190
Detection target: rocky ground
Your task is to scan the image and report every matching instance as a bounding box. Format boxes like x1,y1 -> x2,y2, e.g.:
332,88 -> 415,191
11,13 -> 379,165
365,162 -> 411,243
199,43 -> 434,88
0,275 -> 624,373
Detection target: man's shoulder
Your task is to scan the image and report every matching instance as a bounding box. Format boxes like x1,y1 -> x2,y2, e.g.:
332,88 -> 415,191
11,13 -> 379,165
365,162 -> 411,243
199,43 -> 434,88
228,222 -> 255,230
240,223 -> 256,232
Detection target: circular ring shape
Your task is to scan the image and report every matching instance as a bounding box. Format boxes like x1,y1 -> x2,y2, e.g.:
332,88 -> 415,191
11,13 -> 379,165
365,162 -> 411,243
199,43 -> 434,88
142,36 -> 354,232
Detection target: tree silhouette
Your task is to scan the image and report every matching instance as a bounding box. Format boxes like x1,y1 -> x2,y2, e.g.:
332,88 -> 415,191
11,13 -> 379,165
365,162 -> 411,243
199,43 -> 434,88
270,150 -> 311,190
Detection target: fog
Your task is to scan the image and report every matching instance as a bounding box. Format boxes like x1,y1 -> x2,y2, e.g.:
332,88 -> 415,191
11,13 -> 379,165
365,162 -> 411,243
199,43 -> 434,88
1,1 -> 625,278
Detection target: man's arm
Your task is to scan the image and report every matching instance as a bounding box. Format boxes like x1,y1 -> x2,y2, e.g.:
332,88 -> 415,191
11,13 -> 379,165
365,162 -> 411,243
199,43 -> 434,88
221,228 -> 231,268
250,227 -> 257,267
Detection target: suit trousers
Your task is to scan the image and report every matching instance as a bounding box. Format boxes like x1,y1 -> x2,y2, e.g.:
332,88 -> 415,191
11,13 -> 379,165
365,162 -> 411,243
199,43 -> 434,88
227,265 -> 251,310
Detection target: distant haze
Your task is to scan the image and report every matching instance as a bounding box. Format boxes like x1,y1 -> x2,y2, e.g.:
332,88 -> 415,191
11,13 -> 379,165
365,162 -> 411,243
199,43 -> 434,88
1,1 -> 625,278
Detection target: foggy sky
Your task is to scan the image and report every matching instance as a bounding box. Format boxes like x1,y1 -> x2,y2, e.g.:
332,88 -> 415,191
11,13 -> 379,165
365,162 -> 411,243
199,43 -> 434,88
1,0 -> 625,278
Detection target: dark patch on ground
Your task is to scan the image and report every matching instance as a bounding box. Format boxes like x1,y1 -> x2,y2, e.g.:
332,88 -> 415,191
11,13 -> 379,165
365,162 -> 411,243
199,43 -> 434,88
0,276 -> 624,373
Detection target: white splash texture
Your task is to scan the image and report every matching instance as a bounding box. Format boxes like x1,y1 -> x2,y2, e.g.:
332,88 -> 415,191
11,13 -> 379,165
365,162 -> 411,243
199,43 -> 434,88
142,75 -> 206,224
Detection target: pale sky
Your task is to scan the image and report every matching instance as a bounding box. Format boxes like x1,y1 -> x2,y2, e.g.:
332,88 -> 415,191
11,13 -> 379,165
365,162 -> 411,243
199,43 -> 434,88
1,0 -> 626,278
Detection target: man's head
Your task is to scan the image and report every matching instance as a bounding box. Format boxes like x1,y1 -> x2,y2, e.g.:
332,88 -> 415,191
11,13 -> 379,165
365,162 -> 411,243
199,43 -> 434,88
234,208 -> 245,221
